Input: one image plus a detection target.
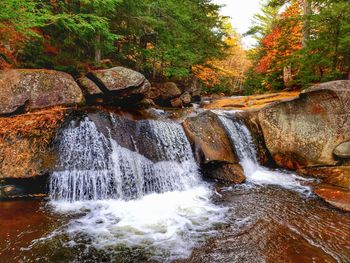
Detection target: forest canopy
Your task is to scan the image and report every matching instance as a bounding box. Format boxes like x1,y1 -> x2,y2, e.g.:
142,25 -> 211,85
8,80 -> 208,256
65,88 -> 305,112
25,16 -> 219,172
1,0 -> 349,94
244,0 -> 350,94
0,0 -> 229,80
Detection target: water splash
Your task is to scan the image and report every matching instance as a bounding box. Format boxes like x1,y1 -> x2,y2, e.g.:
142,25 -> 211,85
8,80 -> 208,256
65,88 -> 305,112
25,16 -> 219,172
217,112 -> 313,195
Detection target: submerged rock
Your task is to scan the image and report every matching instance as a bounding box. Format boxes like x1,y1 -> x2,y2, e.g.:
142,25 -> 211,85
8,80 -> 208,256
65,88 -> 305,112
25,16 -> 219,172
0,69 -> 84,115
315,184 -> 350,212
258,80 -> 350,170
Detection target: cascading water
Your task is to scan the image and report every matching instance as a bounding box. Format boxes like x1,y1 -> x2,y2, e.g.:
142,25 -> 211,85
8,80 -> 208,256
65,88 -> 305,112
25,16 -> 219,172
50,116 -> 200,202
217,112 -> 312,194
46,113 -> 225,262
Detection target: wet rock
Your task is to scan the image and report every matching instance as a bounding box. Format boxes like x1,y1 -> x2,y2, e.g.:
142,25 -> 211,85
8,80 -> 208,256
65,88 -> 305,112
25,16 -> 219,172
235,110 -> 274,166
315,184 -> 350,212
136,98 -> 156,109
203,162 -> 245,185
170,97 -> 183,108
150,82 -> 182,100
183,111 -> 239,164
0,69 -> 84,115
334,142 -> 350,159
298,166 -> 350,189
258,80 -> 350,170
0,185 -> 24,199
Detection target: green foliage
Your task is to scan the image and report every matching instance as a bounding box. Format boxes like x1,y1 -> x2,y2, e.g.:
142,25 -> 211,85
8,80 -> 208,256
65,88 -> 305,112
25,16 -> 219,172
0,0 -> 226,82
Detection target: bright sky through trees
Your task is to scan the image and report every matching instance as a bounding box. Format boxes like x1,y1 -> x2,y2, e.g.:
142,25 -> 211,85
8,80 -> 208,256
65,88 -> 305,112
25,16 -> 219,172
215,0 -> 261,48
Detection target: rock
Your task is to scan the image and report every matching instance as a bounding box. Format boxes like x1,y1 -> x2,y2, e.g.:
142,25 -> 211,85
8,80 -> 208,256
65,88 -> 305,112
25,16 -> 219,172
334,141 -> 350,159
146,82 -> 182,105
315,184 -> 350,212
170,97 -> 183,108
88,67 -> 149,93
258,80 -> 350,170
204,163 -> 245,185
180,92 -> 192,105
298,166 -> 350,189
0,69 -> 84,115
77,76 -> 103,96
86,67 -> 151,104
170,92 -> 193,108
136,98 -> 156,109
0,108 -> 68,179
183,111 -> 239,164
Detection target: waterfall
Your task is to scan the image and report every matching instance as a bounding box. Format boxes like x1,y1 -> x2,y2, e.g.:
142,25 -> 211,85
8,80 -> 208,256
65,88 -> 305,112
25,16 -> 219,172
49,115 -> 200,202
217,112 -> 312,194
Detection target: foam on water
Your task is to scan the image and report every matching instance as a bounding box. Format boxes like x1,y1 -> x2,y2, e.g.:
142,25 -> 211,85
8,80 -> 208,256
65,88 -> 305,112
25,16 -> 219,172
217,112 -> 313,195
49,185 -> 225,261
46,115 -> 226,261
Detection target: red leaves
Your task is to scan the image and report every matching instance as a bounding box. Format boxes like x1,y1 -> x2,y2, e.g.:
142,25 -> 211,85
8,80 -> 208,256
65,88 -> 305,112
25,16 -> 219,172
255,1 -> 302,75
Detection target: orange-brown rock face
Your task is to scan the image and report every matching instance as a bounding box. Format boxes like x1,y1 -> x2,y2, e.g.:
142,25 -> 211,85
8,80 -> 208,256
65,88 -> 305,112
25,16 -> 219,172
314,185 -> 350,212
183,111 -> 238,164
183,111 -> 245,184
0,108 -> 68,179
0,69 -> 84,115
258,80 -> 350,170
298,166 -> 350,189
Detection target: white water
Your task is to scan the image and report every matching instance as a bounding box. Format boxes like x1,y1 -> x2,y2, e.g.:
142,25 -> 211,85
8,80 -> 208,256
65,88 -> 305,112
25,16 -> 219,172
47,115 -> 226,261
50,117 -> 200,201
50,186 -> 225,261
217,112 -> 313,195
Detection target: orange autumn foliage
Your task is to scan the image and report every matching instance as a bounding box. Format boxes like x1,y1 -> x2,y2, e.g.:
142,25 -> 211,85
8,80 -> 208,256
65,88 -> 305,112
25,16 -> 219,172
256,1 -> 302,75
0,24 -> 27,69
193,32 -> 250,90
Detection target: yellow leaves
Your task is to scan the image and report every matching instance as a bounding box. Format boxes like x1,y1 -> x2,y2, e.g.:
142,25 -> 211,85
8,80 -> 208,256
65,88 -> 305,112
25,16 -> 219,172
193,25 -> 251,90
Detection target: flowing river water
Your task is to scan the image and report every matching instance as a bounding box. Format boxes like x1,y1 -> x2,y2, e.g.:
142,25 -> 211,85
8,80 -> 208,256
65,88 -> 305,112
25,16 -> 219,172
0,111 -> 349,263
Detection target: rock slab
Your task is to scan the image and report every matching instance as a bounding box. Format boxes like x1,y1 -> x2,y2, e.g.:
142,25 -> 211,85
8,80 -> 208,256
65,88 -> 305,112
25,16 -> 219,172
258,80 -> 350,170
0,69 -> 84,115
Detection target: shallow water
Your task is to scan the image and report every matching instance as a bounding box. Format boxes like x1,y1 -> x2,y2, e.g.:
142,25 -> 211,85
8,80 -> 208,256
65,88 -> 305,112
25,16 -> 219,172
181,184 -> 350,263
1,183 -> 350,263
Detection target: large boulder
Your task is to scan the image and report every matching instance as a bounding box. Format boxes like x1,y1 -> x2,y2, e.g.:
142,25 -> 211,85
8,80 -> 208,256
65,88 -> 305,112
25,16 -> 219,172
0,69 -> 84,115
85,67 -> 151,105
183,111 -> 238,164
258,80 -> 350,170
183,111 -> 245,184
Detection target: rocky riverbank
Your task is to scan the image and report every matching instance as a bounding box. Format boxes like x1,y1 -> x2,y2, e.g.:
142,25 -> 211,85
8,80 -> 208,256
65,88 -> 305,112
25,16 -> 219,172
0,67 -> 349,211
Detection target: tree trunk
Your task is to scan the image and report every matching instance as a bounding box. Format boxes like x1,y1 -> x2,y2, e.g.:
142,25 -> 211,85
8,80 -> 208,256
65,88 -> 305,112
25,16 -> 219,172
302,0 -> 312,49
95,34 -> 101,64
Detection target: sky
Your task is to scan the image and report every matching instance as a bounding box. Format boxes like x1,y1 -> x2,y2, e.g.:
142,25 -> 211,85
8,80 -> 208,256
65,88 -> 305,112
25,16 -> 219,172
215,0 -> 262,48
